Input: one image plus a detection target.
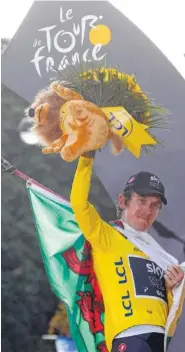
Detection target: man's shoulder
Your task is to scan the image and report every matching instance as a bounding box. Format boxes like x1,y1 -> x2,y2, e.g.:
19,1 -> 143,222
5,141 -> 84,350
109,220 -> 128,240
109,220 -> 124,229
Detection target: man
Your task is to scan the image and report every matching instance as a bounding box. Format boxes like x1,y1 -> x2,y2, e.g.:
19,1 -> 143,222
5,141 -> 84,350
70,153 -> 184,352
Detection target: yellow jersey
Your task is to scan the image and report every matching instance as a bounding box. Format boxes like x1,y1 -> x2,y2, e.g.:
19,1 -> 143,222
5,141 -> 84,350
70,156 -> 172,351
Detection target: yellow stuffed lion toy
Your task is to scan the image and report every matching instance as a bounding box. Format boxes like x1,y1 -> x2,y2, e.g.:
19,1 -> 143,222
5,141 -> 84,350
27,81 -> 123,162
26,67 -> 168,161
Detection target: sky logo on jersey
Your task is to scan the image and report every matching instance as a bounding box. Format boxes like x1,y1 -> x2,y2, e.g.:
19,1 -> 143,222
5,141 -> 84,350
129,256 -> 167,302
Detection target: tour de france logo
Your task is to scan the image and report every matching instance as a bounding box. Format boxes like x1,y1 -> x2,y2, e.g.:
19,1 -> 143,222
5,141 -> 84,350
30,5 -> 112,77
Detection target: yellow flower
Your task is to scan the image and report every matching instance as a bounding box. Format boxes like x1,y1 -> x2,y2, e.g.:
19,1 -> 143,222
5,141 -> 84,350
133,84 -> 141,93
141,93 -> 148,101
127,74 -> 135,85
82,69 -> 147,103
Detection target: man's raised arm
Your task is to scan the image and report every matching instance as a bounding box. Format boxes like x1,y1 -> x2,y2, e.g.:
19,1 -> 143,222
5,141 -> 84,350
70,154 -> 112,250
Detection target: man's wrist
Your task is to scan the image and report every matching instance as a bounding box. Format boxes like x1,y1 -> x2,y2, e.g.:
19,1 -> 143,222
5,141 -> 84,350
82,151 -> 96,158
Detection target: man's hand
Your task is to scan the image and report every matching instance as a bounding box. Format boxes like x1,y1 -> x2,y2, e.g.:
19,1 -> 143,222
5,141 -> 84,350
164,264 -> 184,291
82,151 -> 96,158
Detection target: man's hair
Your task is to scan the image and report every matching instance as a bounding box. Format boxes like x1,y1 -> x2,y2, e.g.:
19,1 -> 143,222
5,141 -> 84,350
116,188 -> 163,218
116,189 -> 133,218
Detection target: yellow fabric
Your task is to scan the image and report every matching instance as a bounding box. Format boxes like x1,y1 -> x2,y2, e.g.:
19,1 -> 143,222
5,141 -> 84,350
101,106 -> 156,158
167,283 -> 185,337
70,157 -> 170,351
167,291 -> 173,310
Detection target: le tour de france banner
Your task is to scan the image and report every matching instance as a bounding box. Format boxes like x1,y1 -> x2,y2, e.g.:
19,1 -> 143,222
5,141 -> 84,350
2,2 -> 185,351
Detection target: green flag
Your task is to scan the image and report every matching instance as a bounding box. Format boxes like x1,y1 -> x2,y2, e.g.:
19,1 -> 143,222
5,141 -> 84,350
27,182 -> 107,352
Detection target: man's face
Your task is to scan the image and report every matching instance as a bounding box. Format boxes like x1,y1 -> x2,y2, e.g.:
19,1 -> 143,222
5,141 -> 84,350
119,192 -> 162,231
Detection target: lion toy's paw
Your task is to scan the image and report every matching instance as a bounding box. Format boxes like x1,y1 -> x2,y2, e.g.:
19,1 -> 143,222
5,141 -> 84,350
51,82 -> 83,101
42,146 -> 60,154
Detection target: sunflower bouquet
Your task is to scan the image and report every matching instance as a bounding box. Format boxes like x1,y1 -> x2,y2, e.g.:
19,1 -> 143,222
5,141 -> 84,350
27,64 -> 169,161
54,65 -> 169,156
